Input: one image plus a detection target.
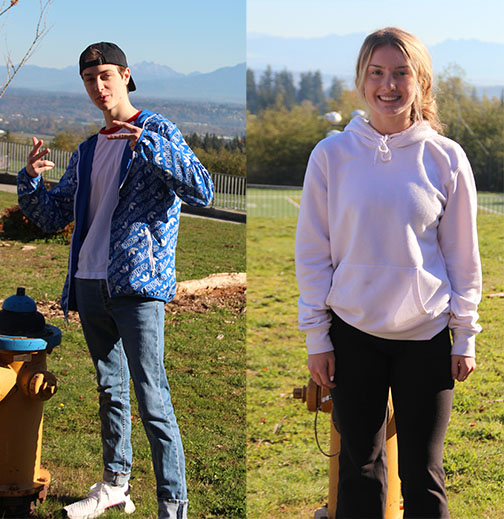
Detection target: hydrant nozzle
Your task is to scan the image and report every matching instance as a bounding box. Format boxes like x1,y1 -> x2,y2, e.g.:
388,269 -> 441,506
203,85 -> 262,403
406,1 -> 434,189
24,370 -> 58,400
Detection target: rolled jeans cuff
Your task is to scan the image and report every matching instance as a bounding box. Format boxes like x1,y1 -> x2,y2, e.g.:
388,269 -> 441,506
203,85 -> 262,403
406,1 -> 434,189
158,500 -> 188,519
103,469 -> 130,487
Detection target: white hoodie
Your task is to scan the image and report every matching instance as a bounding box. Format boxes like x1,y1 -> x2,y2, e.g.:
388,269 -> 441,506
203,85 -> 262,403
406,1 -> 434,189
295,116 -> 482,357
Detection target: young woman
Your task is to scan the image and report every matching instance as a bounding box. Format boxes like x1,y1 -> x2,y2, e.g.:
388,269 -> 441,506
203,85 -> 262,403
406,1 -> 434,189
295,28 -> 481,519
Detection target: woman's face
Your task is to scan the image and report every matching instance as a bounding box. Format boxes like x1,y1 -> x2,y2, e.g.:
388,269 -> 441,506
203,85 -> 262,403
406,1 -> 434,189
363,44 -> 417,134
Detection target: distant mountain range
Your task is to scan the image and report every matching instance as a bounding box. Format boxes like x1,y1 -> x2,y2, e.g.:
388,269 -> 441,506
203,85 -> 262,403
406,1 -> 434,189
3,35 -> 503,105
248,33 -> 504,89
0,61 -> 246,104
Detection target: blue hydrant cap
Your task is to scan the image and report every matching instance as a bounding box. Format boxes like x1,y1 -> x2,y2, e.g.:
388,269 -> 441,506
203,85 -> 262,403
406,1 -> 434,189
2,287 -> 37,313
0,287 -> 46,337
0,287 -> 61,351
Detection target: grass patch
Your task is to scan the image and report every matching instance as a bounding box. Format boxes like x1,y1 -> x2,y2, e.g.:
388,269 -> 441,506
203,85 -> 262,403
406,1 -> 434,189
0,192 -> 246,519
177,215 -> 245,280
247,214 -> 504,519
0,190 -> 17,208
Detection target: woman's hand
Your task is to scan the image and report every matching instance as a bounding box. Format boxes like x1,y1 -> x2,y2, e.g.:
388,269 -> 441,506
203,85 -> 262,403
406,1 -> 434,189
308,351 -> 336,389
26,137 -> 55,178
451,354 -> 476,382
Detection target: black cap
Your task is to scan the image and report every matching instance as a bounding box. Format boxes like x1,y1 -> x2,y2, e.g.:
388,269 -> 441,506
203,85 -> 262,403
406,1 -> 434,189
79,42 -> 136,92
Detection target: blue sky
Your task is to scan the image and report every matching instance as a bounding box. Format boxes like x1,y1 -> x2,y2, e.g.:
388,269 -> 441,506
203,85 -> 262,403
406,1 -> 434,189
247,0 -> 504,45
2,0 -> 245,73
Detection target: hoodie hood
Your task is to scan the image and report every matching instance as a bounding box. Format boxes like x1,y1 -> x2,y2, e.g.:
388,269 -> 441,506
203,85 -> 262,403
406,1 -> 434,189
345,116 -> 438,164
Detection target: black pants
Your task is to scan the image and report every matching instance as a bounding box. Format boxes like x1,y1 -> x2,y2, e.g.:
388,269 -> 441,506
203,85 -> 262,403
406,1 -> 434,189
329,314 -> 454,519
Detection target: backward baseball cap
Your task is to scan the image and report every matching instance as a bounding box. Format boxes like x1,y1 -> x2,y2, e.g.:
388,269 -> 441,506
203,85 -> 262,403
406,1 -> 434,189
79,42 -> 136,92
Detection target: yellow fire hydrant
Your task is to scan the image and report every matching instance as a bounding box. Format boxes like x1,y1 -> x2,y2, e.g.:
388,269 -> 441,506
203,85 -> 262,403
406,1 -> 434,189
0,287 -> 61,518
293,378 -> 403,519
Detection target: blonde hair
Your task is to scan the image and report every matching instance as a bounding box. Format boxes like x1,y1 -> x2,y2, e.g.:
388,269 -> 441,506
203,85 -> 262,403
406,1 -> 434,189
355,27 -> 442,133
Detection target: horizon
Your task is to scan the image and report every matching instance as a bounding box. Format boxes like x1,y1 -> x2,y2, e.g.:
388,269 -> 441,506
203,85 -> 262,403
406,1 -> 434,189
7,60 -> 246,76
247,0 -> 504,86
2,0 -> 245,74
248,32 -> 504,45
247,34 -> 504,86
247,0 -> 504,45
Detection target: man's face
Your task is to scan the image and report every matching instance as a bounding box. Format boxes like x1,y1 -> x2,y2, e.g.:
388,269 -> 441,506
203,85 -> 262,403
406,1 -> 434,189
81,64 -> 130,112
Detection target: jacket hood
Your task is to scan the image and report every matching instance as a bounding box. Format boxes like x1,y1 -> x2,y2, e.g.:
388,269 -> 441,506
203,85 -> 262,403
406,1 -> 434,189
345,116 -> 438,164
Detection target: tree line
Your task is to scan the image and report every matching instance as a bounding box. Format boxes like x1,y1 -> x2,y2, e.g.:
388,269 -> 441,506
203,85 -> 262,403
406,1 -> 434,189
247,66 -> 345,114
184,133 -> 246,176
184,133 -> 245,153
248,65 -> 504,191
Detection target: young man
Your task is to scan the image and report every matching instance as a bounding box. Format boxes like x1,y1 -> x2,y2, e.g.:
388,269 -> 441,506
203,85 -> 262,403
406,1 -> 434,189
17,42 -> 214,519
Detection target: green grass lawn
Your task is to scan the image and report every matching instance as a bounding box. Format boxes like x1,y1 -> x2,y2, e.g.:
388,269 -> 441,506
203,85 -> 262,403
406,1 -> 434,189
247,214 -> 504,519
4,184 -> 504,519
0,190 -> 246,519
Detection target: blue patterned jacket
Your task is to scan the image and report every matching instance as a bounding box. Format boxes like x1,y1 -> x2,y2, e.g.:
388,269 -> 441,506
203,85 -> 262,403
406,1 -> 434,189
18,110 -> 214,315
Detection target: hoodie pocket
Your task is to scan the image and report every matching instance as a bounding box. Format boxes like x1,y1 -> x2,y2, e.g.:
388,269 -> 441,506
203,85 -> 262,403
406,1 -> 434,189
326,263 -> 450,334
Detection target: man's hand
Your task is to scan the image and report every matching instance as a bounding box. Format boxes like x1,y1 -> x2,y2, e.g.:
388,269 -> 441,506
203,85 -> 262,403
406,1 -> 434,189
451,354 -> 476,382
107,120 -> 143,151
26,137 -> 55,178
308,351 -> 336,389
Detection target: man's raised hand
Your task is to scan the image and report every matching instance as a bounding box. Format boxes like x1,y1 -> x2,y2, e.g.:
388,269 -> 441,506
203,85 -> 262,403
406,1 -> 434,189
26,137 -> 55,178
107,120 -> 142,151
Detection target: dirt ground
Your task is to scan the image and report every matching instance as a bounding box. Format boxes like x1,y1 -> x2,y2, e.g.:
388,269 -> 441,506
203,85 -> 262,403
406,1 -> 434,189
32,273 -> 246,324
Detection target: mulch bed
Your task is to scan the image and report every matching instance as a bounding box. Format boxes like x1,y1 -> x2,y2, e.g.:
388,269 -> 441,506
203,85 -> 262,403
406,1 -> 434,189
31,285 -> 246,325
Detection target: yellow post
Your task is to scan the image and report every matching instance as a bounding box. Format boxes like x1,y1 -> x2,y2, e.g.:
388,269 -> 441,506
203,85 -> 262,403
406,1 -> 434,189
326,420 -> 340,518
385,395 -> 403,519
294,379 -> 404,519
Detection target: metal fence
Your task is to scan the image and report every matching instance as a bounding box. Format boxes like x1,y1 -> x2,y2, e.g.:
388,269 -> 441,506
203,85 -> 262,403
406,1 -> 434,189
212,172 -> 246,212
247,184 -> 302,217
248,184 -> 504,218
476,193 -> 504,215
0,140 -> 72,181
0,140 -> 246,212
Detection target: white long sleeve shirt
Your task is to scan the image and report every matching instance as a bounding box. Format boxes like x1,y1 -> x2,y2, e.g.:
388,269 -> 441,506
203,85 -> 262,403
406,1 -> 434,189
295,116 -> 482,357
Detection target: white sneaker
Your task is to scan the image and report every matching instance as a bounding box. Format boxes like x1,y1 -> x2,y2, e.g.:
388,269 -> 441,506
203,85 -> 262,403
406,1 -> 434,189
64,481 -> 136,519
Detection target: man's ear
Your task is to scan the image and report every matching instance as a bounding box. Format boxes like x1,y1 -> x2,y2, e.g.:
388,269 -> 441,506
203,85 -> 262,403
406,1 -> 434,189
123,67 -> 131,85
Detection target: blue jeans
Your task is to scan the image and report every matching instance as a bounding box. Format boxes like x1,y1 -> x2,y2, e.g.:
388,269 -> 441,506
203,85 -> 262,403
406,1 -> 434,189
74,278 -> 187,509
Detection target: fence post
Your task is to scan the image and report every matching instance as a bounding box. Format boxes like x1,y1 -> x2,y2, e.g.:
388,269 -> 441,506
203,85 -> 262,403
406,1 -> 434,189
7,141 -> 11,174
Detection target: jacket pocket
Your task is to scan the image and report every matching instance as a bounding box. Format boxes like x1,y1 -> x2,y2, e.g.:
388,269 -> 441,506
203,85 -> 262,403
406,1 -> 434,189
326,263 -> 450,334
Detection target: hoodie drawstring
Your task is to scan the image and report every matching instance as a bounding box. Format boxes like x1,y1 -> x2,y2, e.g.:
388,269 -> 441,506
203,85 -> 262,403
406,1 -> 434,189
345,116 -> 437,165
374,135 -> 392,164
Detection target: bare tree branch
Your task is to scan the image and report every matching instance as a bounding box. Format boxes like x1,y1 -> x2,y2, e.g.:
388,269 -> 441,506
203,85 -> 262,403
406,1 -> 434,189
0,1 -> 20,20
0,0 -> 53,99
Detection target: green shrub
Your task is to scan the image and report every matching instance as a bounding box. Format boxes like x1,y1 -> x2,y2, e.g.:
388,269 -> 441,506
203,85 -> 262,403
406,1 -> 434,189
0,204 -> 74,243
